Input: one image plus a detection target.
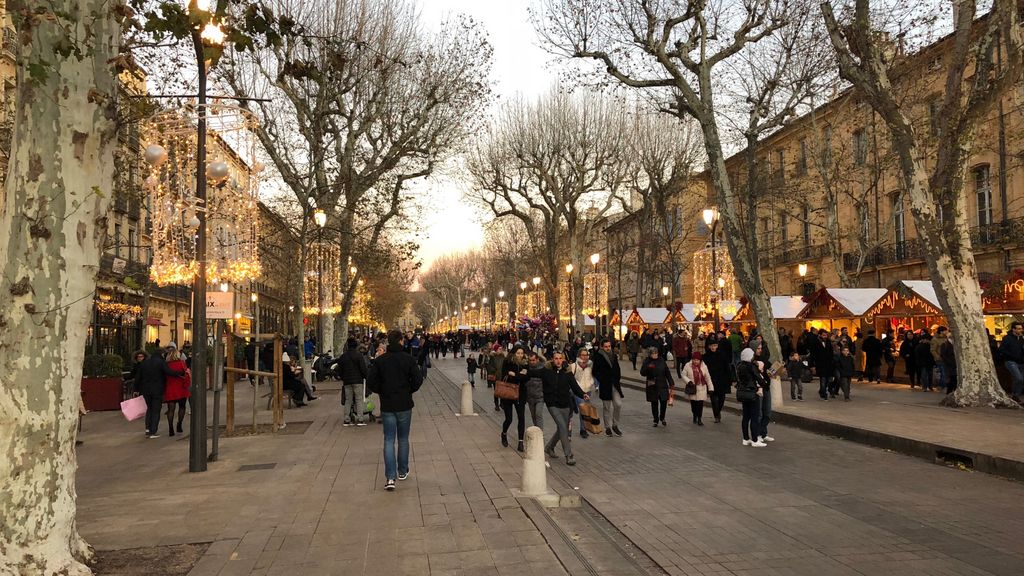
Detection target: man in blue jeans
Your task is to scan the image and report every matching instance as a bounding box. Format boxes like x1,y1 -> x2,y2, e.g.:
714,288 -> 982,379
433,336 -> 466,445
367,329 -> 424,491
999,321 -> 1024,404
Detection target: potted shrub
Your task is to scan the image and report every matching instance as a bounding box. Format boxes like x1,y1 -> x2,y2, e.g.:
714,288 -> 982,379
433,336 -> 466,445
81,353 -> 126,411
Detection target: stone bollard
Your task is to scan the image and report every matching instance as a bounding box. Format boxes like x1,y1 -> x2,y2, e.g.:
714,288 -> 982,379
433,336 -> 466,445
521,426 -> 547,496
458,381 -> 476,416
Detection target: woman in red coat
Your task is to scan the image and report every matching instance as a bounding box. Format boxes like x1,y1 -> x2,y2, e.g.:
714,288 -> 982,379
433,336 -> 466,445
163,344 -> 191,437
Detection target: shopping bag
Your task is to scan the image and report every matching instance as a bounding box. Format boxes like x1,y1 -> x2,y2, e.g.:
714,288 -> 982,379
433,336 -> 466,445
668,385 -> 676,407
493,379 -> 519,400
579,402 -> 603,435
120,395 -> 147,422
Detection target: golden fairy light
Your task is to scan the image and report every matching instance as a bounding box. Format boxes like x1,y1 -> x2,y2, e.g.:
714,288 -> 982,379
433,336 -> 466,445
692,245 -> 737,318
494,300 -> 509,327
348,281 -> 371,325
528,290 -> 546,319
479,298 -> 492,327
303,239 -> 341,315
515,293 -> 530,319
143,104 -> 262,287
582,272 -> 609,317
558,278 -> 571,321
466,308 -> 480,328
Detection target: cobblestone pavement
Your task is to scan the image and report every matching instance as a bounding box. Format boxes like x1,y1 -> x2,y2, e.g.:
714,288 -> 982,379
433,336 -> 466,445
434,353 -> 1024,576
77,375 -> 582,576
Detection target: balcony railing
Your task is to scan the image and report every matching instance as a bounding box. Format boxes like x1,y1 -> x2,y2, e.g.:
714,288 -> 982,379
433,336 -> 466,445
765,243 -> 829,267
842,218 -> 1024,271
2,28 -> 16,57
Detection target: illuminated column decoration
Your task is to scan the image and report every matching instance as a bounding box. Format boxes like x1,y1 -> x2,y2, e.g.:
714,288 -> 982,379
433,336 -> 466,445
495,300 -> 509,327
528,290 -> 547,319
303,239 -> 341,315
582,272 -> 609,317
558,279 -> 571,321
692,245 -> 737,319
516,293 -> 530,319
348,280 -> 370,325
479,299 -> 492,328
144,104 -> 263,286
466,308 -> 480,328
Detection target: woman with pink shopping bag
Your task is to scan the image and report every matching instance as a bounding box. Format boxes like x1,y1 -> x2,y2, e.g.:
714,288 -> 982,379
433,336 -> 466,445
128,345 -> 185,438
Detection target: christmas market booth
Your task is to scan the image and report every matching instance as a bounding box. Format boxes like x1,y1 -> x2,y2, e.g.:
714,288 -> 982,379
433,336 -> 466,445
733,296 -> 808,335
624,307 -> 673,336
981,270 -> 1024,339
582,310 -> 624,337
865,281 -> 946,335
797,288 -> 888,333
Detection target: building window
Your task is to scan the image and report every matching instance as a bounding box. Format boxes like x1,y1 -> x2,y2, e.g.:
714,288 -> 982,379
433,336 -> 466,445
128,228 -> 136,263
858,203 -> 870,242
113,223 -> 121,258
893,193 -> 906,259
928,98 -> 941,137
975,165 -> 993,243
798,139 -> 808,175
802,204 -> 811,258
852,129 -> 868,166
779,211 -> 789,245
775,149 -> 785,184
821,126 -> 833,168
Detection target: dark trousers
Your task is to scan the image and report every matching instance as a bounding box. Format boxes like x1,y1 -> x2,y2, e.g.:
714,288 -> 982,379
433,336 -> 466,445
741,400 -> 759,440
885,361 -> 896,382
757,389 -> 772,438
690,400 -> 704,422
819,375 -> 833,399
710,391 -> 727,420
650,398 -> 667,422
906,361 -> 918,386
865,363 -> 881,383
144,394 -> 163,434
501,397 -> 526,441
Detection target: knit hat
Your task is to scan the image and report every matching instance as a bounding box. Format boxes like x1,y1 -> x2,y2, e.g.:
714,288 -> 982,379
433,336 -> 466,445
740,348 -> 755,362
282,352 -> 291,362
691,351 -> 702,361
347,338 -> 359,349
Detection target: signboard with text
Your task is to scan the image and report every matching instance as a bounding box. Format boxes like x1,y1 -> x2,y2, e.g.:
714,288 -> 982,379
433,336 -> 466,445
206,292 -> 235,319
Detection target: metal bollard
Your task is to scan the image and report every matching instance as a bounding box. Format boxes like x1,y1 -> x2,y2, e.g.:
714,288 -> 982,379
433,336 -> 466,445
521,426 -> 547,496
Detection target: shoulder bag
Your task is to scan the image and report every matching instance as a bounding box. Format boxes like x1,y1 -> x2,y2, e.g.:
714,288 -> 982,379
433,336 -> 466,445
494,378 -> 519,400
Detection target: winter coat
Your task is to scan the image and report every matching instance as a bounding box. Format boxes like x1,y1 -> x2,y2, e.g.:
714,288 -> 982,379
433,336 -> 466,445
134,354 -> 185,396
785,358 -> 804,381
336,349 -> 369,385
366,343 -> 424,413
837,354 -> 856,378
569,361 -> 596,394
735,361 -> 765,402
930,332 -> 950,363
163,359 -> 191,402
672,335 -> 692,361
861,335 -> 883,367
702,348 -> 732,394
626,335 -> 641,355
640,356 -> 674,403
467,357 -> 478,374
809,338 -> 835,375
681,360 -> 714,402
591,348 -> 623,401
532,363 -> 585,409
999,333 -> 1024,363
940,340 -> 957,369
500,357 -> 530,402
914,340 -> 935,370
525,360 -> 546,404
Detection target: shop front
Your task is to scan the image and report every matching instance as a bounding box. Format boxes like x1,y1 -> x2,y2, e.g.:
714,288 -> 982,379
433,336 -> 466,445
983,276 -> 1024,339
866,281 -> 946,335
797,288 -> 888,333
733,296 -> 808,335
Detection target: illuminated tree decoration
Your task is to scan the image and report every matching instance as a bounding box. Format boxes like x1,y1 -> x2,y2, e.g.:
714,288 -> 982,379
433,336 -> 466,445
582,272 -> 609,317
494,300 -> 510,327
144,104 -> 262,287
479,301 -> 492,328
303,239 -> 341,315
558,279 -> 572,321
692,245 -> 738,319
528,289 -> 547,319
466,308 -> 480,328
348,281 -> 371,325
515,293 -> 530,319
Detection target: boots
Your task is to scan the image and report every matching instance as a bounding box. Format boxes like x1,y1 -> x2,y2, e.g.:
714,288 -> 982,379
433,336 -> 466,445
517,440 -> 524,452
501,433 -> 509,447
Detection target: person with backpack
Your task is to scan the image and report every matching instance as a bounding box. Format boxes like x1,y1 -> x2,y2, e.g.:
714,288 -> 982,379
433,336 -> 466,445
466,355 -> 478,388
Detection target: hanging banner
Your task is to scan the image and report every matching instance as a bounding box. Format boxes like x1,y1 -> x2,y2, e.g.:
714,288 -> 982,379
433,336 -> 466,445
206,292 -> 235,320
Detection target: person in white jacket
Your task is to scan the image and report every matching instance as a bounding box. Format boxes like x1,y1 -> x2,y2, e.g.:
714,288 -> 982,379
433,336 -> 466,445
569,348 -> 596,438
681,351 -> 715,426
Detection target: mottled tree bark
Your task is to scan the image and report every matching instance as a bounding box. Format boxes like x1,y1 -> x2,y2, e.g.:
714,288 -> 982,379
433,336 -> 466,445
0,0 -> 120,573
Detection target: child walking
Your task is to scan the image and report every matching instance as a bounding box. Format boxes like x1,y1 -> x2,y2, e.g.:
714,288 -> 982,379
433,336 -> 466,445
785,350 -> 804,401
467,355 -> 478,388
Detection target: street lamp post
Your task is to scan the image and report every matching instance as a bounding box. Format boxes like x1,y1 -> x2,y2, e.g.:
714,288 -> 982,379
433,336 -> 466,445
590,253 -> 603,337
662,286 -> 670,308
703,208 -> 721,332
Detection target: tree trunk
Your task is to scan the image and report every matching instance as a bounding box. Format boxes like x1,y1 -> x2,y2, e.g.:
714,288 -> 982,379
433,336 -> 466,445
0,1 -> 119,573
699,118 -> 782,363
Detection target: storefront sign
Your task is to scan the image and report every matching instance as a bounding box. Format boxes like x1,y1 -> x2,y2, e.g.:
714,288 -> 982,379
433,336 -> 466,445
206,292 -> 235,319
237,317 -> 252,333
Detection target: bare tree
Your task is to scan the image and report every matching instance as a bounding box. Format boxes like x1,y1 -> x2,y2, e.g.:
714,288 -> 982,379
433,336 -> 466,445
821,0 -> 1022,407
534,0 -> 830,361
468,89 -> 630,333
223,0 -> 492,350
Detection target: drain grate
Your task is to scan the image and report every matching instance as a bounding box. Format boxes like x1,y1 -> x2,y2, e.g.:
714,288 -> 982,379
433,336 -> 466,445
237,463 -> 277,471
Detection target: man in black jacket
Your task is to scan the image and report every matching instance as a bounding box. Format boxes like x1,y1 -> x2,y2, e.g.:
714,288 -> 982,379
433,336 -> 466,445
1000,321 -> 1024,403
703,340 -> 732,423
809,331 -> 835,400
134,345 -> 185,438
535,351 -> 587,465
860,331 -> 883,383
591,338 -> 624,437
337,338 -> 369,426
367,330 -> 424,491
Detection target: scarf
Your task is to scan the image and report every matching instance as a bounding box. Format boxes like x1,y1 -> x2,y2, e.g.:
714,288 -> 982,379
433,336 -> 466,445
692,361 -> 707,387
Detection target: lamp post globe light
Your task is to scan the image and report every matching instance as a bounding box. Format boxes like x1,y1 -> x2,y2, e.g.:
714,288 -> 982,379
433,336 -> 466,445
565,263 -> 575,336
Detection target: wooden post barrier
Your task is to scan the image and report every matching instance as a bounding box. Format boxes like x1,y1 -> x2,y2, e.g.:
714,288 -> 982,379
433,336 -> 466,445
219,332 -> 285,435
225,328 -> 234,434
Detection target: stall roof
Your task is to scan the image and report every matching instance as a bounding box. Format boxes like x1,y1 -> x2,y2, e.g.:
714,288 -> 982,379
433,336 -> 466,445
805,288 -> 888,317
636,307 -> 670,324
771,296 -> 810,319
899,280 -> 942,308
680,304 -> 697,322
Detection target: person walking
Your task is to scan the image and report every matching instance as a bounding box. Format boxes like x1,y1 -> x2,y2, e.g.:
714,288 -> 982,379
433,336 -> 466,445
703,339 -> 732,423
466,354 -> 478,388
810,330 -> 835,400
489,347 -> 506,411
914,333 -> 935,391
524,351 -> 546,429
785,350 -> 804,401
569,348 -> 596,438
592,338 -> 624,436
930,327 -> 950,392
337,338 -> 369,426
940,331 -> 957,395
640,347 -> 674,427
1000,321 -> 1024,403
837,346 -> 855,401
882,329 -> 897,383
735,348 -> 766,447
133,344 -> 185,438
681,351 -> 713,426
500,346 -> 530,451
535,351 -> 587,465
626,331 -> 641,371
162,344 -> 191,437
672,330 -> 693,379
900,331 -> 918,388
366,330 -> 424,491
861,330 -> 883,384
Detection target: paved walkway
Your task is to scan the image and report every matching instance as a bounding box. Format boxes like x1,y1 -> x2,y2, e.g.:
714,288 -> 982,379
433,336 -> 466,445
76,375 -> 575,576
435,355 -> 1024,576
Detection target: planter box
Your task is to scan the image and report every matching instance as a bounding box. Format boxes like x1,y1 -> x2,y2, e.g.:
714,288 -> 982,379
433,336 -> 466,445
81,377 -> 124,411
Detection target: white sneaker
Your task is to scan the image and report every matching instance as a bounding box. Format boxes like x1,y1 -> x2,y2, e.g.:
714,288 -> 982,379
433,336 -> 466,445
356,422 -> 367,427
398,472 -> 410,481
742,439 -> 752,446
342,422 -> 354,427
384,479 -> 396,491
751,440 -> 768,447
761,435 -> 775,442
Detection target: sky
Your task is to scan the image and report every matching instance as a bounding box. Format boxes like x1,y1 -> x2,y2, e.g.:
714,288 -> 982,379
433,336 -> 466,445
412,0 -> 558,270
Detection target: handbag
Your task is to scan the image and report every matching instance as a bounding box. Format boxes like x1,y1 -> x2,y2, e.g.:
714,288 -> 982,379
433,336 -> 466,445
736,387 -> 758,402
120,395 -> 147,421
684,382 -> 697,396
493,379 -> 519,400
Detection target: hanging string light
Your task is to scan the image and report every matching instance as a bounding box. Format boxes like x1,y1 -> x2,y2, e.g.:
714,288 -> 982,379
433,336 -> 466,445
303,239 -> 341,315
495,291 -> 509,327
558,278 -> 571,321
692,245 -> 737,318
349,280 -> 371,325
143,104 -> 262,287
479,297 -> 491,328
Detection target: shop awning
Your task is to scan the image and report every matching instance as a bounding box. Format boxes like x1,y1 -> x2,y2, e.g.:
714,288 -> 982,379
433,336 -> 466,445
798,288 -> 888,318
734,296 -> 808,321
898,280 -> 942,308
